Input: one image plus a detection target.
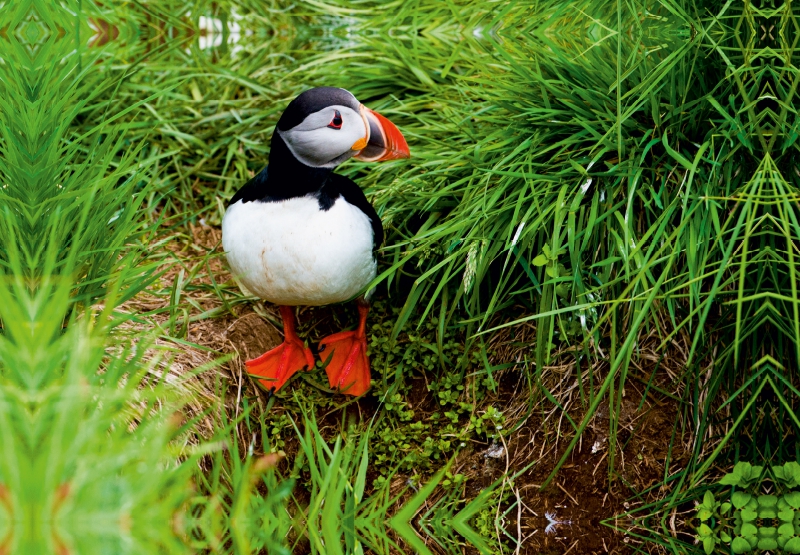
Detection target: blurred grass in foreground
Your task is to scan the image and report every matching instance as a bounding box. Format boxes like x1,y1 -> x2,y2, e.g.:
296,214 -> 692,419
0,2 -> 197,553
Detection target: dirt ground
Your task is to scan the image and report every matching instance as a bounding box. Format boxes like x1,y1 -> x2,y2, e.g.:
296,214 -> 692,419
509,395 -> 687,554
128,223 -> 693,555
218,309 -> 687,554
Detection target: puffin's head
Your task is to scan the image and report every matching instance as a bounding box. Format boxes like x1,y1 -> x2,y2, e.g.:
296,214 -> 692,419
275,87 -> 410,169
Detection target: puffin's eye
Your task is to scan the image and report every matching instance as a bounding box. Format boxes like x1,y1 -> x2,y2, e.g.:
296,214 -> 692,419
328,109 -> 343,129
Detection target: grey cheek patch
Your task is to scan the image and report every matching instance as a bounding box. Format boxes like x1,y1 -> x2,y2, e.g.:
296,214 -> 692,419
278,129 -> 353,169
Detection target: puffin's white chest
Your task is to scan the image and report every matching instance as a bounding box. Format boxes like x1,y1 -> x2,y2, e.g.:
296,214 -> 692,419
222,195 -> 377,306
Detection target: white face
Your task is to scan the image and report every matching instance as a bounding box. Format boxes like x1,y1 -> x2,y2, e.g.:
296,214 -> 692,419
277,105 -> 368,168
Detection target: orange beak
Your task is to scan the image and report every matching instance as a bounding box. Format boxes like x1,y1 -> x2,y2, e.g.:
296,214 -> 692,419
354,107 -> 410,162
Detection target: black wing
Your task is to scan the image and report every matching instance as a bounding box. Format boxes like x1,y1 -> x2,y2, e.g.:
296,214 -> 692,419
321,173 -> 384,249
228,166 -> 269,206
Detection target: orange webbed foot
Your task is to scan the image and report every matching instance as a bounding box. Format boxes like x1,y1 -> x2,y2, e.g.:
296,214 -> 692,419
319,301 -> 371,396
247,339 -> 314,392
246,306 -> 314,393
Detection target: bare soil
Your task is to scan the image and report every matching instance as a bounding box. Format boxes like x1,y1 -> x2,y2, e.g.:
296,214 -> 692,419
132,225 -> 693,555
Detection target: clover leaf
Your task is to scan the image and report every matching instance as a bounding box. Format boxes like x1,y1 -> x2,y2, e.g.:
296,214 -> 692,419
731,536 -> 752,553
732,492 -> 752,509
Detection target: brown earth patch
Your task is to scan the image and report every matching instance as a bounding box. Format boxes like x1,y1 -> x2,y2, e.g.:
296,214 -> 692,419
226,312 -> 282,360
127,225 -> 701,555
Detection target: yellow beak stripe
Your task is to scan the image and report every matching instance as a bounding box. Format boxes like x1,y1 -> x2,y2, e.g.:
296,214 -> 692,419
351,136 -> 368,151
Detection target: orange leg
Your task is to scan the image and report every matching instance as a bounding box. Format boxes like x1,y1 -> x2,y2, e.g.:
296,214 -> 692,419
246,306 -> 315,393
319,300 -> 371,396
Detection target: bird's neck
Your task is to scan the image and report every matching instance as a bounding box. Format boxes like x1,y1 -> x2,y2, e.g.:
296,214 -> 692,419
255,133 -> 332,200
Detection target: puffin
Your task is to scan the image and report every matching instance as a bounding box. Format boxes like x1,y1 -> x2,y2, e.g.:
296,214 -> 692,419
222,87 -> 410,396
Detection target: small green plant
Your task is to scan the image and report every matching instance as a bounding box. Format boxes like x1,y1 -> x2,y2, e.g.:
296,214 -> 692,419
383,393 -> 415,421
469,406 -> 506,440
441,471 -> 466,490
367,300 -> 482,387
720,462 -> 764,488
265,412 -> 292,453
774,462 -> 800,488
430,373 -> 466,406
695,490 -> 732,554
695,463 -> 800,554
370,419 -> 459,474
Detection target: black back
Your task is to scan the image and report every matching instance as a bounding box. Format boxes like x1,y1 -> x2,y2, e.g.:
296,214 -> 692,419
229,161 -> 383,250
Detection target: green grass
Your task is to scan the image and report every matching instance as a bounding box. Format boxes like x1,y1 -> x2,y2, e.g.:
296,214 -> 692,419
1,0 -> 799,554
